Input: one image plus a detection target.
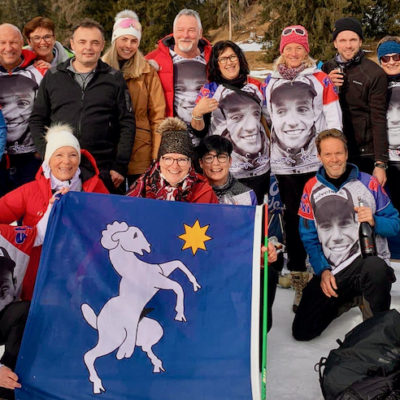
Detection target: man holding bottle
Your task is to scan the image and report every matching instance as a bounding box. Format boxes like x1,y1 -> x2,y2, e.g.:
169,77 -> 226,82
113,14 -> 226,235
292,129 -> 399,341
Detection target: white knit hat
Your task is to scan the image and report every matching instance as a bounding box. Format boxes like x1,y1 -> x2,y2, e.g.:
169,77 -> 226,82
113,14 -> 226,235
112,10 -> 142,43
44,124 -> 81,162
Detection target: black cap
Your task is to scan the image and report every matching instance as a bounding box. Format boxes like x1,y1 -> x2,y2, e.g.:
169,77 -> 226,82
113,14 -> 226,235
332,17 -> 363,41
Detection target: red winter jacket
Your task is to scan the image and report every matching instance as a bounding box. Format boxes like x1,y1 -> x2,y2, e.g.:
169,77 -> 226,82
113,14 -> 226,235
0,149 -> 109,299
146,34 -> 212,117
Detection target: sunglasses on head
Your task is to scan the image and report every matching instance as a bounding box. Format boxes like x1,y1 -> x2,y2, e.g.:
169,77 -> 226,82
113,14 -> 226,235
116,18 -> 139,29
282,27 -> 306,37
380,54 -> 400,63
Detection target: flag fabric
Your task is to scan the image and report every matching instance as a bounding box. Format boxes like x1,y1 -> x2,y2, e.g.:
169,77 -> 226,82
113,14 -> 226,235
16,192 -> 262,400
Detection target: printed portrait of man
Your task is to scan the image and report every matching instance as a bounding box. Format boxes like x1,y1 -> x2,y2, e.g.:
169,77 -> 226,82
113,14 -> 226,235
0,73 -> 38,150
0,246 -> 17,311
311,187 -> 359,269
388,86 -> 400,148
173,59 -> 207,125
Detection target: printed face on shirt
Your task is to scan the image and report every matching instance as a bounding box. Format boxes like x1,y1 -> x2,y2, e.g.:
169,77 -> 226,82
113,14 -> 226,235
387,89 -> 400,147
27,27 -> 56,61
0,250 -> 16,304
313,192 -> 358,267
0,75 -> 37,142
48,146 -> 80,181
221,93 -> 263,155
334,30 -> 362,62
270,84 -> 315,151
173,15 -> 202,56
0,25 -> 23,70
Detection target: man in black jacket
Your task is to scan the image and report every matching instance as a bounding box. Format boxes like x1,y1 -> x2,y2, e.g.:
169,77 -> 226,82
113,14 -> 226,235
322,17 -> 388,186
29,19 -> 135,193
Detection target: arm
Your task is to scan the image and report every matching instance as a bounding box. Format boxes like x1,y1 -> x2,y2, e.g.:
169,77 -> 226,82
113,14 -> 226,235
0,110 -> 6,160
374,202 -> 400,238
147,69 -> 166,160
112,74 -> 136,177
320,73 -> 343,130
0,185 -> 29,224
29,73 -> 52,157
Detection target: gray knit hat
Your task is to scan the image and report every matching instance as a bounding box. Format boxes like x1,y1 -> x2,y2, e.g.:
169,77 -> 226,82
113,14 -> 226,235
157,117 -> 193,159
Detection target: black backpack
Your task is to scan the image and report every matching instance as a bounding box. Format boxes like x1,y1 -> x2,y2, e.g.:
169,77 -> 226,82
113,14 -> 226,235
315,309 -> 400,400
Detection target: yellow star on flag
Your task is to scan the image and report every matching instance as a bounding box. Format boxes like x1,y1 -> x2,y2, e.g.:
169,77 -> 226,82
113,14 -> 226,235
178,220 -> 212,255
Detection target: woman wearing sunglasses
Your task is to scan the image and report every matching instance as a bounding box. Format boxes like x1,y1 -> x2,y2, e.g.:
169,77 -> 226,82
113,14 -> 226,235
377,36 -> 400,212
190,40 -> 270,205
102,10 -> 166,186
127,117 -> 218,203
262,25 -> 342,312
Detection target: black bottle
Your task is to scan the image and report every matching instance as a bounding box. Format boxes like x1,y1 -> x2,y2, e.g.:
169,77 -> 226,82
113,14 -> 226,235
358,198 -> 377,257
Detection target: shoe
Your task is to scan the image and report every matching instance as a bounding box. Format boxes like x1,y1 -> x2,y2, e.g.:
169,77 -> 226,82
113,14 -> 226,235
291,271 -> 312,313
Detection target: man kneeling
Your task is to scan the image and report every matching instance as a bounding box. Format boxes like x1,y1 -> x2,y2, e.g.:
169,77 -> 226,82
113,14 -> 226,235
292,129 -> 399,341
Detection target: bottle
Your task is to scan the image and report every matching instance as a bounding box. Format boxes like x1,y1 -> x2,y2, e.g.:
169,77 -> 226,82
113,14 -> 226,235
358,197 -> 377,257
336,65 -> 345,94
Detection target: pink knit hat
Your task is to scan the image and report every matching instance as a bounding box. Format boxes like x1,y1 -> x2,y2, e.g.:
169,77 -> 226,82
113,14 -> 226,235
279,25 -> 309,54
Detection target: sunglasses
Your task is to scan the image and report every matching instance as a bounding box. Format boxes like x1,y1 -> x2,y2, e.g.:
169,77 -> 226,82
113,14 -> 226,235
282,27 -> 306,37
115,18 -> 139,30
380,54 -> 400,63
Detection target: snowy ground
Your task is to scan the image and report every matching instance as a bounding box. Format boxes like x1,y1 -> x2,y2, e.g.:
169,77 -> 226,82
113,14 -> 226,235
266,261 -> 400,400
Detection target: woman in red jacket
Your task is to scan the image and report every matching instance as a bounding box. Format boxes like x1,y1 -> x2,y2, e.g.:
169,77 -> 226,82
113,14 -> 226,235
127,117 -> 218,203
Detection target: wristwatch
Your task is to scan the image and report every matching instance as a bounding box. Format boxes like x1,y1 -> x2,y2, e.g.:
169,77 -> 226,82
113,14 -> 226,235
374,161 -> 388,170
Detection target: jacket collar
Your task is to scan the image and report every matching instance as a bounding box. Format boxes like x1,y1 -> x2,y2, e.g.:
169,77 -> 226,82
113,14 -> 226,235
317,162 -> 359,191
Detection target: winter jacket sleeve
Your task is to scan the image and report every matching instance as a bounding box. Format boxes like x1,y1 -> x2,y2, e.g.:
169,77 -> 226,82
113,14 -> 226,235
29,71 -> 52,157
112,73 -> 136,176
0,185 -> 29,224
0,110 -> 6,160
190,181 -> 219,204
317,72 -> 342,130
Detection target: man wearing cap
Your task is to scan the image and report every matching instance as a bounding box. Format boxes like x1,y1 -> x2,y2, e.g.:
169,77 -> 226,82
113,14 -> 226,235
29,19 -> 135,194
292,129 -> 399,341
145,9 -> 212,143
322,17 -> 388,186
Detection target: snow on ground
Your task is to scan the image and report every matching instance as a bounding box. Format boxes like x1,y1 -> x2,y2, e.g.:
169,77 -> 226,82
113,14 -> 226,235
267,261 -> 400,400
250,69 -> 272,80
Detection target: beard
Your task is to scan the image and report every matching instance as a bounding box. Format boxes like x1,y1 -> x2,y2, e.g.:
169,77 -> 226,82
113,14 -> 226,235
177,39 -> 195,53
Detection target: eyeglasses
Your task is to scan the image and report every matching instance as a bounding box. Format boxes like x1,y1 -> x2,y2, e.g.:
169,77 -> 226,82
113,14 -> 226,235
282,27 -> 306,37
202,153 -> 229,164
380,54 -> 400,63
161,156 -> 190,167
218,54 -> 238,64
30,34 -> 54,43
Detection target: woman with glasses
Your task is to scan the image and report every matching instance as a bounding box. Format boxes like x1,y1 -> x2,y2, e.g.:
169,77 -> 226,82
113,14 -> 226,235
377,36 -> 400,212
102,10 -> 166,185
190,40 -> 270,205
127,117 -> 218,203
23,17 -> 73,70
262,25 -> 342,312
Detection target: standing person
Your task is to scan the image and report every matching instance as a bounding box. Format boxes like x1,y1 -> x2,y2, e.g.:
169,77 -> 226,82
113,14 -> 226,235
191,40 -> 270,204
0,23 -> 45,196
29,19 -> 135,194
146,9 -> 212,144
376,36 -> 400,212
322,17 -> 388,186
263,25 -> 342,311
102,10 -> 166,185
127,117 -> 218,204
292,129 -> 399,341
23,16 -> 73,70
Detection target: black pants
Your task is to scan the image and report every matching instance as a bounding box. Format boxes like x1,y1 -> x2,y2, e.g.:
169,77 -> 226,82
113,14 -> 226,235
292,256 -> 392,341
239,171 -> 270,205
275,172 -> 315,272
387,162 -> 400,213
0,301 -> 30,400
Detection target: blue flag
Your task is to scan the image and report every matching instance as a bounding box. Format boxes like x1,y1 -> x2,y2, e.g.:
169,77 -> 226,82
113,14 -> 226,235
16,192 -> 262,400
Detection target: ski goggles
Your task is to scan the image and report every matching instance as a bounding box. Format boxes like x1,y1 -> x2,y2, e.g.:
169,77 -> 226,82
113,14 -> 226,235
282,27 -> 307,37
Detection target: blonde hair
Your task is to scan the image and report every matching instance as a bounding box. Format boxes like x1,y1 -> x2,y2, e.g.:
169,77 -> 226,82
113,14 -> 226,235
273,54 -> 316,70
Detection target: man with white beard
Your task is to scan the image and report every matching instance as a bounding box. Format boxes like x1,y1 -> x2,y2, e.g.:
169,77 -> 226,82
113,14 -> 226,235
146,9 -> 212,144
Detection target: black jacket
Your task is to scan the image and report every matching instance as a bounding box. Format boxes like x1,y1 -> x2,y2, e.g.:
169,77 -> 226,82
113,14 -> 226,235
29,59 -> 135,176
322,52 -> 388,162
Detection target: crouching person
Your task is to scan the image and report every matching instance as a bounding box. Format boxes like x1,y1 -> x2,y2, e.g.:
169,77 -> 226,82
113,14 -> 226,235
292,129 -> 400,341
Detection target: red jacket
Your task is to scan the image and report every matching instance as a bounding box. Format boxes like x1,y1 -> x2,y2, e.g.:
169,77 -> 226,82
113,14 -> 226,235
146,34 -> 212,117
0,149 -> 109,299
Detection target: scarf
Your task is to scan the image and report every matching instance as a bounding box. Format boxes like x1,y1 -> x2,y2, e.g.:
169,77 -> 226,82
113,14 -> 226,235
218,73 -> 247,88
277,63 -> 306,81
335,50 -> 363,69
127,162 -> 201,202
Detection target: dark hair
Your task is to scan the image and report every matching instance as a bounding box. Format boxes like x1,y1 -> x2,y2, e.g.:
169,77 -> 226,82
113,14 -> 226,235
315,129 -> 347,154
207,40 -> 249,83
72,19 -> 105,39
196,135 -> 233,159
270,80 -> 317,104
23,16 -> 55,39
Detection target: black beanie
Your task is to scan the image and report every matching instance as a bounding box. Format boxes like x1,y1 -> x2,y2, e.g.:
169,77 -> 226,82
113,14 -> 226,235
332,17 -> 363,41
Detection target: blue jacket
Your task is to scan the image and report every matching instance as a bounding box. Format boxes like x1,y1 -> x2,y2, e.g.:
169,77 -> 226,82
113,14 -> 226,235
298,163 -> 399,275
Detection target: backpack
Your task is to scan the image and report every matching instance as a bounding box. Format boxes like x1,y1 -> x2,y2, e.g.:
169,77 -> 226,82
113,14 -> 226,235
315,309 -> 400,400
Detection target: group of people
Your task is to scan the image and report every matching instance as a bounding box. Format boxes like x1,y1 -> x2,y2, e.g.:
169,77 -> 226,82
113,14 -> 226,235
0,6 -> 399,398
